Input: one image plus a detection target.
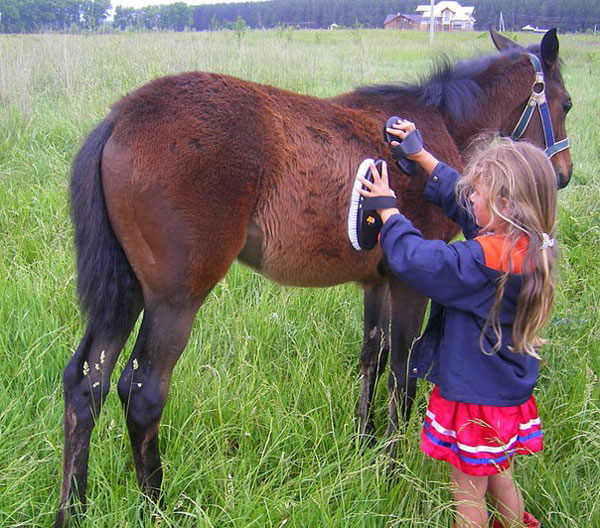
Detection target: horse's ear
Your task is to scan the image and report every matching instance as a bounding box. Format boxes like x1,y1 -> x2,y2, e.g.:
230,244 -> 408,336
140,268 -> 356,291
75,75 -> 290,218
540,28 -> 559,71
489,26 -> 523,52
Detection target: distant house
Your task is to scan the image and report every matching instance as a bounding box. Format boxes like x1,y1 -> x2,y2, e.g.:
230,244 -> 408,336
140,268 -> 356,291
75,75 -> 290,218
384,13 -> 422,30
415,1 -> 475,31
522,24 -> 549,33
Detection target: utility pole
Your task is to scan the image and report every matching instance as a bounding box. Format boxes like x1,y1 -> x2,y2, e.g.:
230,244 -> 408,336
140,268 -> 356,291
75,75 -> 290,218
499,12 -> 505,32
429,0 -> 435,45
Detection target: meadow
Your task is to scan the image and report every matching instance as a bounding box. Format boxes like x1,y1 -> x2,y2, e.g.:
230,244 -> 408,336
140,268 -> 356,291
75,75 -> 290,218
0,28 -> 599,527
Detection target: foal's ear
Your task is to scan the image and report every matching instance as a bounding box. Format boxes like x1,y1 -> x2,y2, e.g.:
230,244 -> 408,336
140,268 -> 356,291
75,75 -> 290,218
540,28 -> 559,71
489,27 -> 523,52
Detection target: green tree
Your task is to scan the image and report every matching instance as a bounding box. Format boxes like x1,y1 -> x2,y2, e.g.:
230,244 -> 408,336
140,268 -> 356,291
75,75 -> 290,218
140,5 -> 160,31
113,6 -> 137,31
159,2 -> 191,31
81,0 -> 111,30
0,0 -> 25,33
233,15 -> 247,46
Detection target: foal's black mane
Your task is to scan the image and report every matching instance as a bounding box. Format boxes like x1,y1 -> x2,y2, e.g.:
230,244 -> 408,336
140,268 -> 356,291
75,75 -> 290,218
359,46 -> 542,125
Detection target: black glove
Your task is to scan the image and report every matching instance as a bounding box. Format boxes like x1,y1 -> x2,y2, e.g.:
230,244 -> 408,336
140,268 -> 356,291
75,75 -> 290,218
384,116 -> 424,176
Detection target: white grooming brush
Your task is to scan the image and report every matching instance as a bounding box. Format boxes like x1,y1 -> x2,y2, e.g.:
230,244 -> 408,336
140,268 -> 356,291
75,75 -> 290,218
347,158 -> 375,251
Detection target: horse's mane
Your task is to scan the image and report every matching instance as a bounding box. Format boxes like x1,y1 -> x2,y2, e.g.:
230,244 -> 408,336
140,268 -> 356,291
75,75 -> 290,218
358,47 -> 542,125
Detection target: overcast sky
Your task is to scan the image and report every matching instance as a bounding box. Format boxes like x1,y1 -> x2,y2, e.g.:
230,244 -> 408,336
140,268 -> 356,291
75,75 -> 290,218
113,0 -> 270,7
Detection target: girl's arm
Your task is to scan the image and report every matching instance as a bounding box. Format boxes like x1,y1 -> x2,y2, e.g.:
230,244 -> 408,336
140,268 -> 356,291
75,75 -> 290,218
378,216 -> 490,313
358,162 -> 489,311
385,120 -> 479,239
422,162 -> 479,240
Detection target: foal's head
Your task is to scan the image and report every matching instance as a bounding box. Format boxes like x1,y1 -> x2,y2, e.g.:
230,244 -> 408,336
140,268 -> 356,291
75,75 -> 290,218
490,28 -> 573,188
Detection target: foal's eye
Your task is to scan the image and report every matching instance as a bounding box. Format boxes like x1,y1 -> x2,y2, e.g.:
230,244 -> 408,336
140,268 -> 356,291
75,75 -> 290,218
563,99 -> 572,114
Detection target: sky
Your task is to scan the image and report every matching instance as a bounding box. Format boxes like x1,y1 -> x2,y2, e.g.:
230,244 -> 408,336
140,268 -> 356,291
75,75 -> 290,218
113,0 -> 270,7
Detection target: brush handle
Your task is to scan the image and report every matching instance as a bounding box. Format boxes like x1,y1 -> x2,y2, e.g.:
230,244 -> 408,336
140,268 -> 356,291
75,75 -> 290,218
361,196 -> 397,211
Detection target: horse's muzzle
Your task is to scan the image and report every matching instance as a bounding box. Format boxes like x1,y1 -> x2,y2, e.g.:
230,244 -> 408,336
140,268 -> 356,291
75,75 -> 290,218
556,164 -> 572,189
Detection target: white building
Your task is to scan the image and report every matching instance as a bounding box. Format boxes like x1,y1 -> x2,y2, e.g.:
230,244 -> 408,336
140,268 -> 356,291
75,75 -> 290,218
415,1 -> 475,31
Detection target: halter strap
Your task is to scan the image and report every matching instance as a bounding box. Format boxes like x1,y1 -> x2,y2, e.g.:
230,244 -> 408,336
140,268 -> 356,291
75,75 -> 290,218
511,53 -> 570,159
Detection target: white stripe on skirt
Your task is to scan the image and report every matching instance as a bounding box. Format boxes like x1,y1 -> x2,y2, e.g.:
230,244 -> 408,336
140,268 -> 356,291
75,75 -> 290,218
425,410 -> 541,455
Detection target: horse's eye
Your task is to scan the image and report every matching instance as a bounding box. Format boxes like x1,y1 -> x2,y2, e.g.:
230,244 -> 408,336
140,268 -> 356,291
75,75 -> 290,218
563,100 -> 572,114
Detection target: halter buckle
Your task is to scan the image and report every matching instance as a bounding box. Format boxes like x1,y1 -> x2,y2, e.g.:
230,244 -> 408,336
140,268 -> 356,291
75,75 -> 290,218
532,80 -> 545,94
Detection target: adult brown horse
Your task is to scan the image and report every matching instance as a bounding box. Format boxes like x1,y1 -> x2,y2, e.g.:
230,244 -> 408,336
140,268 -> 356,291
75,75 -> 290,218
56,29 -> 572,525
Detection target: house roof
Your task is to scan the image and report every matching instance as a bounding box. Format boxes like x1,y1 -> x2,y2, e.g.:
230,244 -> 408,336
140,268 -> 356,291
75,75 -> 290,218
384,13 -> 422,25
416,1 -> 475,22
522,24 -> 549,32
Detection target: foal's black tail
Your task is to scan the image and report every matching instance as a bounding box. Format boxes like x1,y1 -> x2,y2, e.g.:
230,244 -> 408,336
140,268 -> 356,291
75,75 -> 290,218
70,115 -> 139,338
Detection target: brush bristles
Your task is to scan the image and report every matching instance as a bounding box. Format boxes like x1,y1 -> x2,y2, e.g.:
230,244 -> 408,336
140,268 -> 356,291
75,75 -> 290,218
347,158 -> 374,251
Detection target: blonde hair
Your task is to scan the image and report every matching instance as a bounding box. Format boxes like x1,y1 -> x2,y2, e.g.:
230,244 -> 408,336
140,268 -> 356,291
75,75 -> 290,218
456,139 -> 558,358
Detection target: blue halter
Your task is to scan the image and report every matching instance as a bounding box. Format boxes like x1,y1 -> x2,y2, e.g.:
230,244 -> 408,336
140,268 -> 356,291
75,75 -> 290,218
511,53 -> 570,158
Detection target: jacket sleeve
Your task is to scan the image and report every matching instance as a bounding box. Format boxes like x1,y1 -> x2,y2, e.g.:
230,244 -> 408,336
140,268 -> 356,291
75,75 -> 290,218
380,213 -> 491,312
423,162 -> 479,240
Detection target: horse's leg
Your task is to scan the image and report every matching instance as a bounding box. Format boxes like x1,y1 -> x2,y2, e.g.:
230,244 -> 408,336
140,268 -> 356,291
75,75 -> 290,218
116,293 -> 205,501
99,124 -> 254,500
56,301 -> 142,527
357,282 -> 391,441
385,281 -> 429,458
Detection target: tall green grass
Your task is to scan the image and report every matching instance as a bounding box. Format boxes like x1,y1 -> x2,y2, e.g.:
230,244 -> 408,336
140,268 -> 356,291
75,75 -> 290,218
0,29 -> 598,527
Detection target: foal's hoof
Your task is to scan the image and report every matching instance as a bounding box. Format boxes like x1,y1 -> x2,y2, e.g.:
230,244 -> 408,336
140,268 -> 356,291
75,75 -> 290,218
54,511 -> 74,528
358,422 -> 378,450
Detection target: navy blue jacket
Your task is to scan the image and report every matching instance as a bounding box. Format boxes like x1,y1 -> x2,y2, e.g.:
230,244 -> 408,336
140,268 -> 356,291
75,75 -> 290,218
380,162 -> 539,407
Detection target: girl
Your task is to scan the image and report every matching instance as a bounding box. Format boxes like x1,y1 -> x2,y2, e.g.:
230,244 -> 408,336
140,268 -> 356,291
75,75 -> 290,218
358,119 -> 558,528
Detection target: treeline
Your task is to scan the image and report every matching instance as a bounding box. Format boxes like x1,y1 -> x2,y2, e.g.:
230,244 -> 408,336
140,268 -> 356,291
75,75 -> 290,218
0,0 -> 111,32
471,0 -> 600,33
171,0 -> 600,33
112,0 -> 416,32
192,0 -> 416,31
1,0 -> 599,34
113,2 -> 192,31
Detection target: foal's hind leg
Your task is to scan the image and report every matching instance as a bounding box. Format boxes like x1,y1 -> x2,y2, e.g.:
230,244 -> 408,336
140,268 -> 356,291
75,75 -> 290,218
116,294 -> 206,500
56,302 -> 141,527
386,280 -> 428,458
358,282 -> 391,441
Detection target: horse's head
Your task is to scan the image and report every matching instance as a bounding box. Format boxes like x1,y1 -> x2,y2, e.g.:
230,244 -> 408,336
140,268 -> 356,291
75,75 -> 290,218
491,28 -> 572,189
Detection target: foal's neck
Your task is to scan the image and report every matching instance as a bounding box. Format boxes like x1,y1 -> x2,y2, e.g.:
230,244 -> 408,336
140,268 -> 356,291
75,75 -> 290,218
452,53 -> 535,156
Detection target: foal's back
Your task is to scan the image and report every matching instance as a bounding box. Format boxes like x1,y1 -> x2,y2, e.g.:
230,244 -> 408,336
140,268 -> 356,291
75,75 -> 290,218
101,72 -> 390,289
101,71 -> 455,293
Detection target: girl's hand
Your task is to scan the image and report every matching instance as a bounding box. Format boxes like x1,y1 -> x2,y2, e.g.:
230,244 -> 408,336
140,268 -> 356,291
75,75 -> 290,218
386,118 -> 440,174
385,118 -> 425,161
385,118 -> 416,146
358,161 -> 400,222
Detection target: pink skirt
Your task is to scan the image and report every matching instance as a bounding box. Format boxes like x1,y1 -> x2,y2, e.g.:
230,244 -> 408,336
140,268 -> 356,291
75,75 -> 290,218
421,387 -> 543,476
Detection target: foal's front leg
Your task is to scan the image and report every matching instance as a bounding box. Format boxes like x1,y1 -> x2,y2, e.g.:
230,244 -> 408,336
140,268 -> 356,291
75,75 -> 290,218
357,282 -> 391,441
386,280 -> 428,458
